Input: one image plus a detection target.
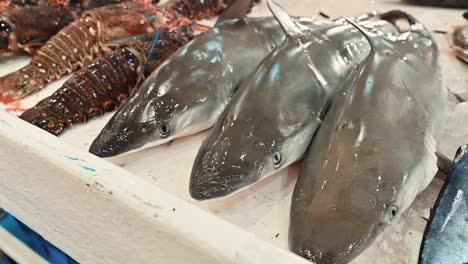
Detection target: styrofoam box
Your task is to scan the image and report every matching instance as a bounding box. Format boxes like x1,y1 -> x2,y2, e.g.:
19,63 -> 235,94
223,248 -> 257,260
0,1 -> 466,263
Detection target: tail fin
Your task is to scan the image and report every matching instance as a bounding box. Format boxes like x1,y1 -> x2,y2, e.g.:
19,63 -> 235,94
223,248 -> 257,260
379,10 -> 418,26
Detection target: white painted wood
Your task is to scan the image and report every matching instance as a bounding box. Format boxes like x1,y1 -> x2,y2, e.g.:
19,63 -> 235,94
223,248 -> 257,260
0,227 -> 48,264
0,1 -> 465,263
0,111 -> 312,264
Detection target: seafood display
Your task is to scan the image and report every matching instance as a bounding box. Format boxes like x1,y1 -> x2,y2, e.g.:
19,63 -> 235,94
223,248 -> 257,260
0,0 -> 243,100
420,145 -> 468,264
188,7 -> 400,199
289,11 -> 447,264
0,0 -> 464,263
89,0 -> 306,157
0,0 -> 131,56
0,2 -> 174,99
20,26 -> 195,135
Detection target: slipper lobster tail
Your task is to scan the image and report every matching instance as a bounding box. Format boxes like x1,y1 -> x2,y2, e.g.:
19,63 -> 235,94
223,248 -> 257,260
20,26 -> 195,136
0,4 -> 75,55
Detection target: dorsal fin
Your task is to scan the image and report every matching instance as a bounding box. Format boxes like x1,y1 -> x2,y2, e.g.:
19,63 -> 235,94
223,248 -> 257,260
345,18 -> 376,55
215,0 -> 254,26
267,0 -> 303,37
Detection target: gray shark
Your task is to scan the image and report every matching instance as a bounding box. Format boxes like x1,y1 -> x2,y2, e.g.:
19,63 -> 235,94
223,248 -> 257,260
89,0 -> 332,157
289,11 -> 448,264
420,145 -> 468,264
188,1 -> 400,200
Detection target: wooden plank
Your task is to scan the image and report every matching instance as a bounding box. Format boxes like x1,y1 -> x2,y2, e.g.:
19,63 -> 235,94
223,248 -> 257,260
0,227 -> 48,264
0,111 -> 309,264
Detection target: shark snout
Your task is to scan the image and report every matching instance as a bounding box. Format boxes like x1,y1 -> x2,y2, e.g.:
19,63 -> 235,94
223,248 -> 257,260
189,180 -> 235,200
90,127 -> 138,158
90,117 -> 158,158
89,139 -> 127,158
290,207 -> 380,264
189,147 -> 263,200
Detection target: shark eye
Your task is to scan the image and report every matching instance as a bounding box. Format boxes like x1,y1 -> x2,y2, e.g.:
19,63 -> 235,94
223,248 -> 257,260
159,122 -> 171,138
389,205 -> 398,221
273,152 -> 282,168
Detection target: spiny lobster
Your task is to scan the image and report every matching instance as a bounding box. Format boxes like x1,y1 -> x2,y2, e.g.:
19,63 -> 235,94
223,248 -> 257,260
21,25 -> 196,135
0,0 -> 246,99
0,1 -> 76,13
0,1 -> 153,56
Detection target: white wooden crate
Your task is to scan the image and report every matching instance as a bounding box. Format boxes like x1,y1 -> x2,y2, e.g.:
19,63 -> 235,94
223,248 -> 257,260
0,1 -> 466,263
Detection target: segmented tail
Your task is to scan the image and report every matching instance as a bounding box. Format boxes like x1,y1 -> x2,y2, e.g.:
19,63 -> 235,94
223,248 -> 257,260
20,28 -> 194,135
0,15 -> 100,98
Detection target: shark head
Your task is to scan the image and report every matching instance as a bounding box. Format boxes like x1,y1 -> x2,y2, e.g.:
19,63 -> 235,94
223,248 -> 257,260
189,91 -> 317,200
90,0 -> 266,157
89,55 -> 221,157
88,84 -> 160,158
189,0 -> 344,200
290,162 -> 402,263
290,17 -> 440,264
